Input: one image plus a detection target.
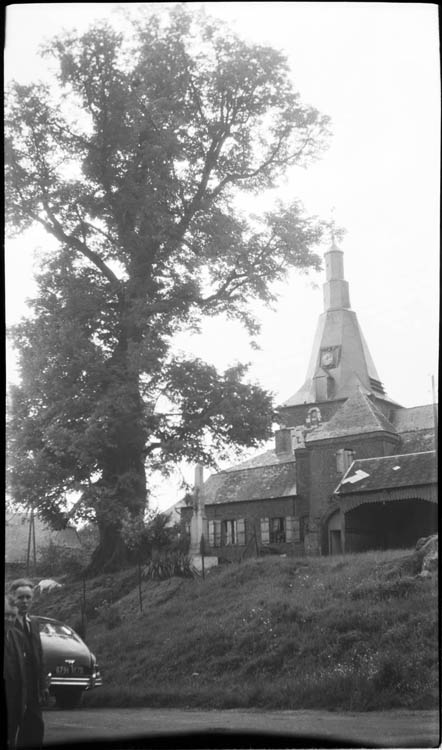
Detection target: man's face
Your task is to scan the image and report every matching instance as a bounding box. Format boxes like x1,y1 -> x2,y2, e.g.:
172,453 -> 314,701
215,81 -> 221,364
13,585 -> 34,616
4,600 -> 18,634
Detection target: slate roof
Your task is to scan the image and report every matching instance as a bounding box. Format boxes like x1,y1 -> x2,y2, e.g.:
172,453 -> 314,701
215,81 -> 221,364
335,451 -> 437,495
400,430 -> 436,454
5,513 -> 82,563
223,448 -> 295,472
202,459 -> 297,506
393,404 -> 436,433
392,404 -> 437,453
306,388 -> 397,442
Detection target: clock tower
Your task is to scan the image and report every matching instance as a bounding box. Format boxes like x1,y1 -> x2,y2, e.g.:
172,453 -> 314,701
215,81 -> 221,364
279,237 -> 401,427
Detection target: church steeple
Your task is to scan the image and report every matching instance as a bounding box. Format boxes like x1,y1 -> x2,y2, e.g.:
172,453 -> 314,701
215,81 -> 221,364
323,243 -> 350,311
280,231 -> 398,411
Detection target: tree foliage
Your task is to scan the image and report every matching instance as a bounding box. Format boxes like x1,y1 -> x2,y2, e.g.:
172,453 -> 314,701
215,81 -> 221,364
6,6 -> 330,572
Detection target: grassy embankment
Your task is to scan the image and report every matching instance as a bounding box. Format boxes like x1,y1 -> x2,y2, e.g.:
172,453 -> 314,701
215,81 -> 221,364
30,548 -> 438,711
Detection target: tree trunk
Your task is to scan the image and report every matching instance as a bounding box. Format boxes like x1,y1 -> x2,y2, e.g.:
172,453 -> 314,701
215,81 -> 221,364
85,357 -> 148,575
83,288 -> 152,576
86,522 -> 134,575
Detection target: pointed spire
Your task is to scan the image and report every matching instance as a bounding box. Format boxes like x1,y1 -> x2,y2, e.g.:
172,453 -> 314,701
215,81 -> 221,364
323,213 -> 350,310
280,224 -> 394,409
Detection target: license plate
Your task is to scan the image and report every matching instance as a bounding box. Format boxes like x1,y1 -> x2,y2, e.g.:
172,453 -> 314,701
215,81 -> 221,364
55,664 -> 84,675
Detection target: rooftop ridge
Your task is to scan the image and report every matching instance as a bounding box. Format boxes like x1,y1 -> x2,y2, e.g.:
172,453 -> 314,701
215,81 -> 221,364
351,450 -> 436,462
219,455 -> 296,476
396,403 -> 436,411
363,394 -> 397,432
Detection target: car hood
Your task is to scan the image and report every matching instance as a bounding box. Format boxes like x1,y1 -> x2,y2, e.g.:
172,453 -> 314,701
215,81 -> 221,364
41,634 -> 93,668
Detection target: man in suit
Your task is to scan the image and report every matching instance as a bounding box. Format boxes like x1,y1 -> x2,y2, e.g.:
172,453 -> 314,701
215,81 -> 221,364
9,579 -> 49,749
4,595 -> 27,749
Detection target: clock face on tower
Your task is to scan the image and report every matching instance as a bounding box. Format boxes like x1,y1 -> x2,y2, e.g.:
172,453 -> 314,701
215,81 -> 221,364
320,346 -> 341,368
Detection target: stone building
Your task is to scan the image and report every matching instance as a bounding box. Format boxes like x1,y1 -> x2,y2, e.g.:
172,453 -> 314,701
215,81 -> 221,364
5,511 -> 82,567
181,240 -> 437,559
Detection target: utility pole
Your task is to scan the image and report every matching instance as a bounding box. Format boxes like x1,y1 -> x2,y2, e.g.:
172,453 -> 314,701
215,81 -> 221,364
26,506 -> 36,577
431,375 -> 438,455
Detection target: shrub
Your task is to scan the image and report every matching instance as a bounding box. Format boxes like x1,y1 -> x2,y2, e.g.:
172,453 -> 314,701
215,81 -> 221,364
142,552 -> 195,580
372,657 -> 405,690
350,577 -> 417,601
96,602 -> 122,630
36,541 -> 84,578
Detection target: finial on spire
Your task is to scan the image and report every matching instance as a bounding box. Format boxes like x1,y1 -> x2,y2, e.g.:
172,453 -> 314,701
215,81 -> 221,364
329,206 -> 338,249
325,207 -> 346,251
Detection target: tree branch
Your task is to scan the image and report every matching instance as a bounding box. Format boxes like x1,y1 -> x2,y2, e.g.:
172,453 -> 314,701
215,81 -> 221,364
36,197 -> 124,302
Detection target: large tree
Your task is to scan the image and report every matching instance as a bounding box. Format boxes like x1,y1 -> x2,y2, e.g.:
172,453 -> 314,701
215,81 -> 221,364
6,6 -> 330,572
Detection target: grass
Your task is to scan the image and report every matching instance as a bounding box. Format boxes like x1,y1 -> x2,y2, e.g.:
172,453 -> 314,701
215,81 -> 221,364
15,548 -> 439,711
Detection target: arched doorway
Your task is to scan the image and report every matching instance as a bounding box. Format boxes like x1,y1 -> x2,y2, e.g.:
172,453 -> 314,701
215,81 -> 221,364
344,497 -> 437,553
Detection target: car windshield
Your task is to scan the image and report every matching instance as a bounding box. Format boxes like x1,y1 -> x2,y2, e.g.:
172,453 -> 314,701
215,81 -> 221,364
38,621 -> 81,640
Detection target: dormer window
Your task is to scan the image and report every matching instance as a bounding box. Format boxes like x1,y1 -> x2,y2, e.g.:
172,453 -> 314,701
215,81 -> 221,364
306,407 -> 322,427
336,448 -> 355,474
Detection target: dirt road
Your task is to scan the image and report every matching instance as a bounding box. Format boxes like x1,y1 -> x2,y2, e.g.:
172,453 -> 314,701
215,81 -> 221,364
43,706 -> 439,747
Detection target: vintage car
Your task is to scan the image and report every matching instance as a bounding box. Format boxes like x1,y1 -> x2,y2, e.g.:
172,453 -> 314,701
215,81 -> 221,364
35,615 -> 102,709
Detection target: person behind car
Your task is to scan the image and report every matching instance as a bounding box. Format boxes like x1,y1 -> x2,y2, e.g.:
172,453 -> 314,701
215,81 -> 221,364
4,595 -> 27,749
9,579 -> 49,749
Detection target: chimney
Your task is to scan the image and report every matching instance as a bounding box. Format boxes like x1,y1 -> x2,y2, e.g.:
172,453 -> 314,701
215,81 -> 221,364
275,428 -> 293,455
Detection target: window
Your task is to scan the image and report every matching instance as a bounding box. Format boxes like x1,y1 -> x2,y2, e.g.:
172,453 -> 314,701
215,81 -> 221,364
260,518 -> 270,545
208,520 -> 221,548
223,520 -> 235,545
336,448 -> 355,474
219,519 -> 246,546
270,517 -> 286,544
38,622 -> 81,642
285,516 -> 300,543
261,517 -> 295,545
237,519 -> 246,546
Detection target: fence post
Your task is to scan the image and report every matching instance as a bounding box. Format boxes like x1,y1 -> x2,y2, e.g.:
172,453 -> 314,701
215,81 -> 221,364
254,524 -> 259,557
81,576 -> 87,640
200,534 -> 205,580
138,557 -> 143,613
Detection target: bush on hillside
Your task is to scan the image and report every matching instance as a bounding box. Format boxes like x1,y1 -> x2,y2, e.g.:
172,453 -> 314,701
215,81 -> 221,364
36,541 -> 84,579
350,577 -> 417,601
77,524 -> 100,560
121,510 -> 185,565
96,602 -> 123,630
142,552 -> 195,580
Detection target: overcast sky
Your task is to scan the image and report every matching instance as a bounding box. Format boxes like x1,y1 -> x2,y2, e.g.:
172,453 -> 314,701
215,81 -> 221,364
5,3 -> 440,508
